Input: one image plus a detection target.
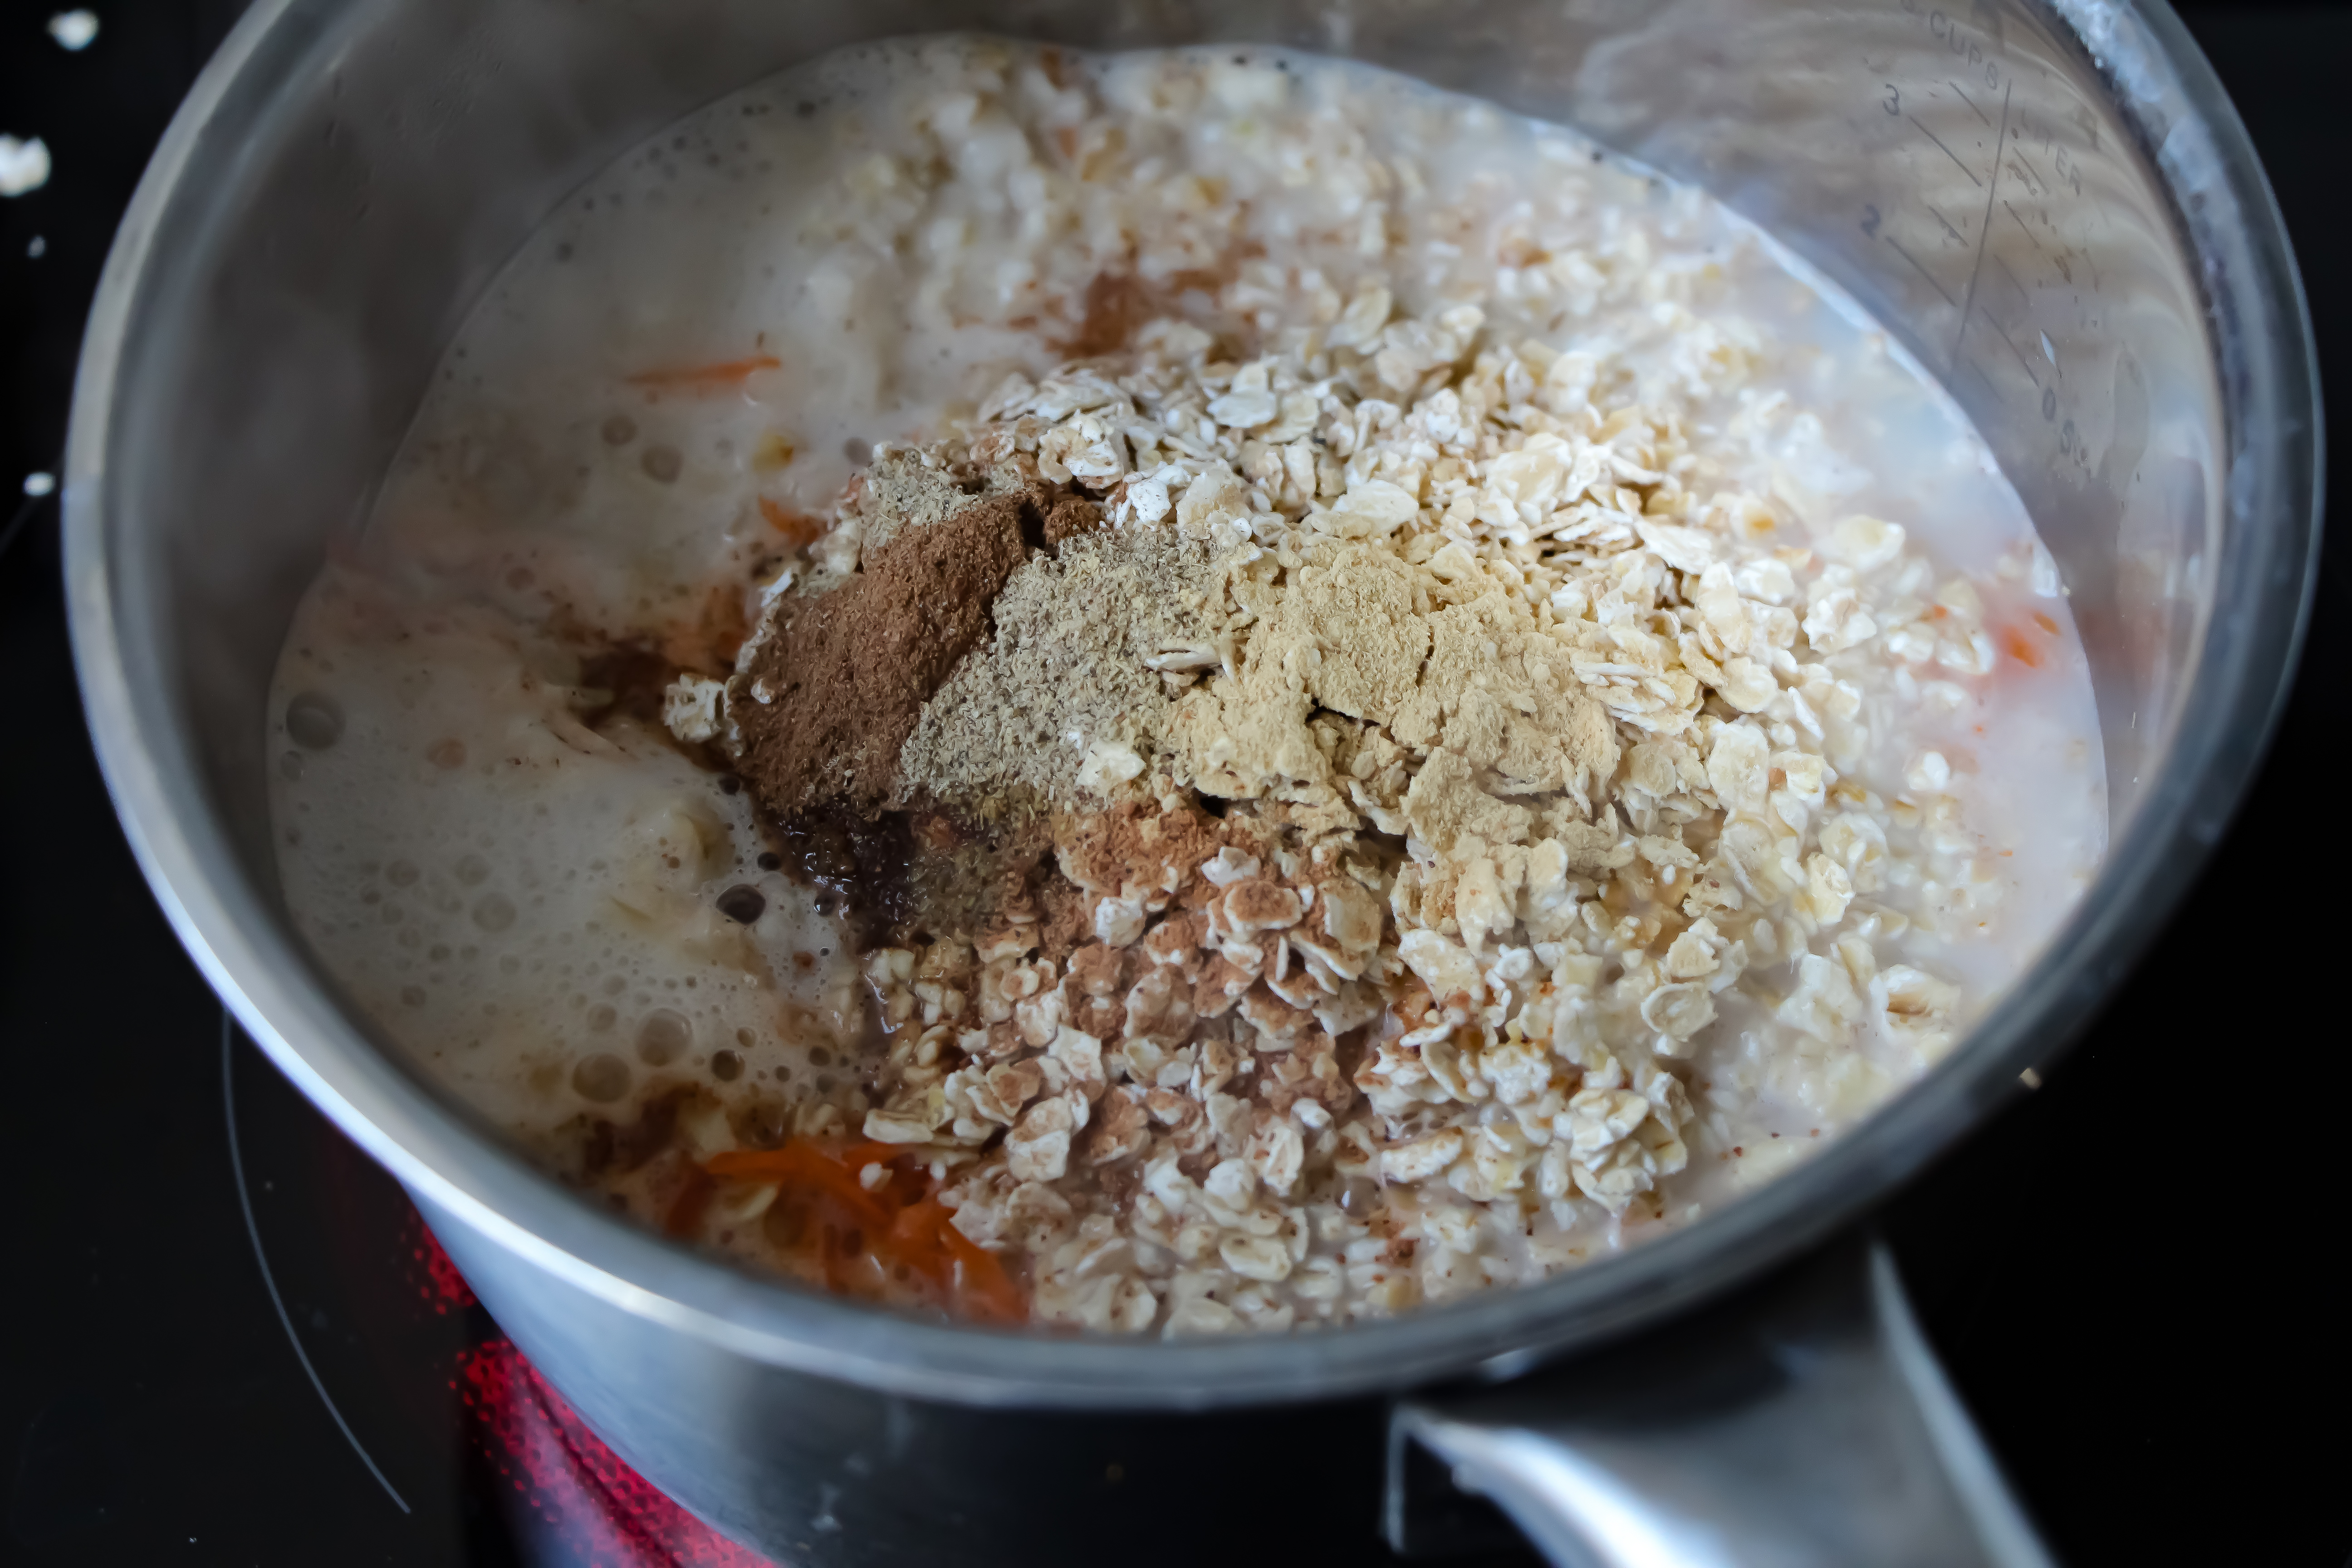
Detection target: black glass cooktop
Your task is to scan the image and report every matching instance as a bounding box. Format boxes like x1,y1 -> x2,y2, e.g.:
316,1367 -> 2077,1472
4,3 -> 2347,1563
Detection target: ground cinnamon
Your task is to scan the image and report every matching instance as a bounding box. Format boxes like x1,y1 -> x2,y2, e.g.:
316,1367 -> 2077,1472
728,490 -> 1032,816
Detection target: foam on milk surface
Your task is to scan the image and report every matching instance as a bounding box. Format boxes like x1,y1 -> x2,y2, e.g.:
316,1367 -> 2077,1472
269,39 -> 2103,1212
272,576 -> 866,1140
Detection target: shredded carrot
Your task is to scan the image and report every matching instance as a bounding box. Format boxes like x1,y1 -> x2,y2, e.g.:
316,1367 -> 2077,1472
706,1142 -> 892,1232
882,1196 -> 1024,1321
757,495 -> 824,548
2000,627 -> 2043,668
701,1147 -> 786,1180
624,354 -> 781,389
706,1138 -> 902,1176
704,1140 -> 1027,1323
890,1197 -> 951,1254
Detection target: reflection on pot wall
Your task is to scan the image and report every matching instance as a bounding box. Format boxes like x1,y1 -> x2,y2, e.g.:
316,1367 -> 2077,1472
1557,0 -> 2216,820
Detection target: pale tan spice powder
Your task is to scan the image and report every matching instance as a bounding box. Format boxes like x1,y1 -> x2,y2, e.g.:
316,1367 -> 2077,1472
896,527 -> 1226,820
1167,539 -> 1620,830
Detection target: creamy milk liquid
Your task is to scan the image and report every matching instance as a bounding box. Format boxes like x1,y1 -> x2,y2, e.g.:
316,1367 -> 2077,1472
268,40 -> 2105,1304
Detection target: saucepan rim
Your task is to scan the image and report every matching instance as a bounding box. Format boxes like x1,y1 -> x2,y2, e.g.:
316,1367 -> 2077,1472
65,0 -> 2320,1410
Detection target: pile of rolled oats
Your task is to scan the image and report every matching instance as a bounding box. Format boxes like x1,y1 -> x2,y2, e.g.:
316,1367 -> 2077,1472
810,286 -> 1988,1335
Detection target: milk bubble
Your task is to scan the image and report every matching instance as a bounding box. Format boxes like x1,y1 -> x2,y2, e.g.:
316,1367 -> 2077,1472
637,1008 -> 692,1065
716,885 -> 766,924
573,1054 -> 632,1102
285,692 -> 344,749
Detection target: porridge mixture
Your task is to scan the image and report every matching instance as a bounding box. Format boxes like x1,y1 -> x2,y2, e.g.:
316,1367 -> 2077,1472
267,40 -> 2105,1334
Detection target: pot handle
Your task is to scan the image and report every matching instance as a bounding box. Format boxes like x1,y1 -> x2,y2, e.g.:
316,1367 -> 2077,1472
1385,1235 -> 2052,1567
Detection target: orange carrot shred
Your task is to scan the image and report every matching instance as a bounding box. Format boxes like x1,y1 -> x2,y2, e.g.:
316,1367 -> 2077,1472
702,1138 -> 1027,1323
706,1143 -> 891,1231
757,495 -> 824,547
624,354 -> 781,389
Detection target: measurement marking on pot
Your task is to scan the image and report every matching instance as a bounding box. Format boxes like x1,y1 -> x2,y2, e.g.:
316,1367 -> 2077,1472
223,1013 -> 413,1515
1949,78 -> 1991,125
1909,113 -> 1981,186
1992,250 -> 2030,301
1987,314 -> 2042,387
2000,148 -> 2047,199
2002,201 -> 2047,257
1884,233 -> 1959,306
1957,352 -> 2000,402
1949,80 -> 2015,363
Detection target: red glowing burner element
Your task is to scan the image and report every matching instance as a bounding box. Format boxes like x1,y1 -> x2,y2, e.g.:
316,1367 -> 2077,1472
420,1225 -> 774,1568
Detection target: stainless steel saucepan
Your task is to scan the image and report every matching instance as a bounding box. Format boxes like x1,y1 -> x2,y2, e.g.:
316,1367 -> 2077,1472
66,0 -> 2318,1561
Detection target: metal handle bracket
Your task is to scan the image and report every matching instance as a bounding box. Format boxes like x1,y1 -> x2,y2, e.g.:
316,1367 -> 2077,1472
1386,1235 -> 2052,1568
